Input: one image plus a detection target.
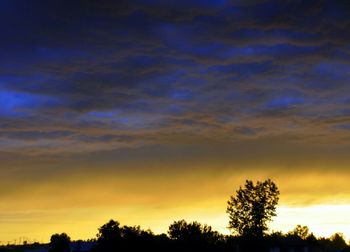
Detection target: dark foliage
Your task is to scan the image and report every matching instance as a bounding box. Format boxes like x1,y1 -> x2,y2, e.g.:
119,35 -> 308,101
227,179 -> 280,237
168,219 -> 224,252
49,233 -> 70,252
93,219 -> 169,252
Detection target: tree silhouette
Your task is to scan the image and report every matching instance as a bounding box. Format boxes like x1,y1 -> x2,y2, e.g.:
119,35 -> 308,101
289,225 -> 309,240
227,179 -> 279,237
168,220 -> 223,252
97,219 -> 121,242
49,233 -> 70,252
168,219 -> 220,243
95,219 -> 158,252
330,232 -> 347,250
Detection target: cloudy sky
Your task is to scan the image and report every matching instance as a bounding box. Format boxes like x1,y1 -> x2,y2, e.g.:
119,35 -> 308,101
1,0 -> 350,242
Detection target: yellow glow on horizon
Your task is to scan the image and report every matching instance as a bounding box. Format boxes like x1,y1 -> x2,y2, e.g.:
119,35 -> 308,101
2,204 -> 350,244
2,165 -> 350,244
271,205 -> 350,241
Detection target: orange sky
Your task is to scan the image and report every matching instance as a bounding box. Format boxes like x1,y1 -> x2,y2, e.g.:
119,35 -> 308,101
2,154 -> 350,243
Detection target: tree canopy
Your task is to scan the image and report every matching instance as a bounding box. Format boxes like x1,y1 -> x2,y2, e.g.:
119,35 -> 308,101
227,179 -> 279,237
168,219 -> 220,243
49,233 -> 70,252
289,225 -> 310,240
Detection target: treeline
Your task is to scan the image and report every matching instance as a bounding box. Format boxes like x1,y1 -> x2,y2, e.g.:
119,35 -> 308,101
1,220 -> 349,252
43,220 -> 350,252
47,179 -> 350,251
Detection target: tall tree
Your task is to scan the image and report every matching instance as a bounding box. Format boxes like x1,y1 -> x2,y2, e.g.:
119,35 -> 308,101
227,179 -> 279,237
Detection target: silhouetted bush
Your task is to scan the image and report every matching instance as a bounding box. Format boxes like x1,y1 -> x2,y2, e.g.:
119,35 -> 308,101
168,219 -> 224,251
49,233 -> 70,252
93,219 -> 169,252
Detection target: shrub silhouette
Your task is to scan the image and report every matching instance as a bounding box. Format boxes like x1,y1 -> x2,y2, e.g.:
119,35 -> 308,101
168,219 -> 220,242
94,219 -> 164,252
168,219 -> 224,251
96,219 -> 121,243
330,232 -> 347,250
49,233 -> 70,252
288,225 -> 310,240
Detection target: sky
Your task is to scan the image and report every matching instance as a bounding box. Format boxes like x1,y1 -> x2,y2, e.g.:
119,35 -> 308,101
1,0 -> 350,243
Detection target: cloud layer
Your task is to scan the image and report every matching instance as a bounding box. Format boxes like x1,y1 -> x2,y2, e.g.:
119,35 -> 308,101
1,0 -> 350,157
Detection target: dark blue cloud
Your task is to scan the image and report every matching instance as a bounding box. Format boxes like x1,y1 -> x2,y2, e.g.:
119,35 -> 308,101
0,0 -> 350,152
265,97 -> 305,109
334,124 -> 350,131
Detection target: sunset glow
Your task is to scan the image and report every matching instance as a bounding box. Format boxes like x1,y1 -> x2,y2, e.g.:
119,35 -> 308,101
1,0 -> 350,246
